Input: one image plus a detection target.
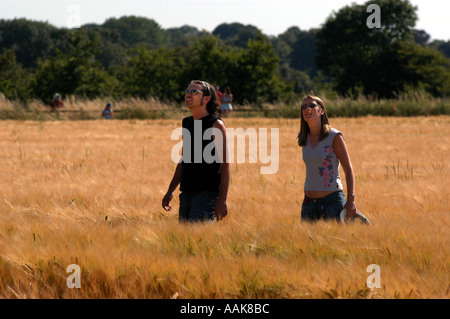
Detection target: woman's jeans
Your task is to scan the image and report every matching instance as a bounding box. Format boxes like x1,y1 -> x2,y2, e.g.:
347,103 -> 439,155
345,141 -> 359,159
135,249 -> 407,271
179,191 -> 218,223
301,190 -> 346,222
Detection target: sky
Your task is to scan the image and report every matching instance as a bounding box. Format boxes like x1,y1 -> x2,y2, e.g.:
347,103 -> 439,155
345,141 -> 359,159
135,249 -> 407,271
1,0 -> 449,41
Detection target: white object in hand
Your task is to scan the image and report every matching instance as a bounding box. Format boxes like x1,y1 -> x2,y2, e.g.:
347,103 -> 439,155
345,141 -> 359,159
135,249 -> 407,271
340,208 -> 371,225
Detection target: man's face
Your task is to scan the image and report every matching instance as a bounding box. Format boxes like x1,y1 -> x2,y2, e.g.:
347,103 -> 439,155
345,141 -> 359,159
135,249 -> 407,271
185,83 -> 206,109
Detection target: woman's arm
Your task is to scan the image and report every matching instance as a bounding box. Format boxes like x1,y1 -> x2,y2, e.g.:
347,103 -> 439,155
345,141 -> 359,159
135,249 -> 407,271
333,133 -> 357,217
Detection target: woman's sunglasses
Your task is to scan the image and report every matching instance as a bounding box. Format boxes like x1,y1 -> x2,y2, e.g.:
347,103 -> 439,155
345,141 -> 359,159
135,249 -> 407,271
302,102 -> 319,110
185,89 -> 204,95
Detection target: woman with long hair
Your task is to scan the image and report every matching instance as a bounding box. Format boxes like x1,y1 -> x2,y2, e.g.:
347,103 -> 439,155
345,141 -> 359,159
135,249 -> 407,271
298,95 -> 357,222
162,80 -> 231,223
219,87 -> 233,117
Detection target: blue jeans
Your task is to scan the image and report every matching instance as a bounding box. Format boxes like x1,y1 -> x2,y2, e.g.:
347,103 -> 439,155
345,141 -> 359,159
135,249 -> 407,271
301,190 -> 345,222
179,191 -> 218,223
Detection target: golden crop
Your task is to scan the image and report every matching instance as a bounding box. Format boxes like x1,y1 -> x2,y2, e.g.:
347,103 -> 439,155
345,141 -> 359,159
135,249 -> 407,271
0,116 -> 448,298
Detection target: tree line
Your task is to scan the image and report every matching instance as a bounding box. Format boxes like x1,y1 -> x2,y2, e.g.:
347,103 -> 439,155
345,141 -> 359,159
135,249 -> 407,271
0,0 -> 449,105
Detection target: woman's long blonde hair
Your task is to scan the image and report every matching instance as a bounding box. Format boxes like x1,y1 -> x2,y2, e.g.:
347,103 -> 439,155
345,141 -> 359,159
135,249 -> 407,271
297,95 -> 331,147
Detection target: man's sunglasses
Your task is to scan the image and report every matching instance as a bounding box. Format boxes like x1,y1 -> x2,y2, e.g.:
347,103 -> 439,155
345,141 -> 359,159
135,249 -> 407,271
185,89 -> 204,95
302,102 -> 319,110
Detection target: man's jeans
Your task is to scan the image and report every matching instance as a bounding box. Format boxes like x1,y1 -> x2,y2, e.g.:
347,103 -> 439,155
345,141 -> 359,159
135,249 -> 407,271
179,191 -> 218,223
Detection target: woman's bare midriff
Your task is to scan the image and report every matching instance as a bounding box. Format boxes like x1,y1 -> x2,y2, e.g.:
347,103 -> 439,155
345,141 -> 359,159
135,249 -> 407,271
304,190 -> 336,199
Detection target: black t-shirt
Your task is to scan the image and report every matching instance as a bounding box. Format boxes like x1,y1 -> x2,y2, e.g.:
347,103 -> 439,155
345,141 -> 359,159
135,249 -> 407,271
180,113 -> 222,193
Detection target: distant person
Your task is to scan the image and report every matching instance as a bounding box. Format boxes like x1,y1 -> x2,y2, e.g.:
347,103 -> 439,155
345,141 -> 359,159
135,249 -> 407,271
215,85 -> 223,108
297,95 -> 357,222
220,87 -> 233,117
162,80 -> 231,223
50,93 -> 63,110
102,102 -> 113,119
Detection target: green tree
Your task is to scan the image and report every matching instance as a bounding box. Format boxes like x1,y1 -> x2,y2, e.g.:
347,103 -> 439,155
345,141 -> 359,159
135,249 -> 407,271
0,49 -> 32,100
213,23 -> 261,48
176,33 -> 289,104
274,27 -> 318,77
413,29 -> 431,46
392,42 -> 450,96
80,25 -> 128,70
429,40 -> 450,58
181,34 -> 233,88
165,25 -> 202,48
278,64 -> 312,94
316,0 -> 421,97
102,16 -> 165,49
233,34 -> 290,103
119,45 -> 185,100
33,30 -> 117,101
0,18 -> 57,68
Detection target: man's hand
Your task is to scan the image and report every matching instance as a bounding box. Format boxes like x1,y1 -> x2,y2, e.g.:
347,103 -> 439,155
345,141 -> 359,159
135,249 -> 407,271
214,201 -> 228,221
162,193 -> 173,211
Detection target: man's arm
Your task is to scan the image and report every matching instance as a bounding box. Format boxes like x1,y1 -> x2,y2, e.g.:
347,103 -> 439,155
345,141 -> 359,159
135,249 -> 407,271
213,120 -> 231,221
162,161 -> 182,211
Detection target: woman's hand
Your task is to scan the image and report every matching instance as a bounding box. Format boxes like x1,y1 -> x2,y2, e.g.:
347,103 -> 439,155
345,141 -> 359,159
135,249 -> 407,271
345,198 -> 357,218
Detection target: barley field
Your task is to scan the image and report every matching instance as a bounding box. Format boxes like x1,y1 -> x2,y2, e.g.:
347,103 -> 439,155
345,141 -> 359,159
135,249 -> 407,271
0,116 -> 448,299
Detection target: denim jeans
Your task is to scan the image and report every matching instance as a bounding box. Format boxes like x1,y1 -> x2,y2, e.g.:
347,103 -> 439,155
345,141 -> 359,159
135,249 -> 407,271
179,191 -> 218,223
301,190 -> 346,222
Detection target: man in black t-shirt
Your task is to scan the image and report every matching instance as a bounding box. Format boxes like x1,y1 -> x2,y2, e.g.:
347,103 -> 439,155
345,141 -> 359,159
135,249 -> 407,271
162,80 -> 230,223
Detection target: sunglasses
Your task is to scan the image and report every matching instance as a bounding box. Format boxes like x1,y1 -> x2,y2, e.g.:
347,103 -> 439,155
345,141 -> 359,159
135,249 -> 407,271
190,80 -> 212,96
185,89 -> 204,95
302,102 -> 319,110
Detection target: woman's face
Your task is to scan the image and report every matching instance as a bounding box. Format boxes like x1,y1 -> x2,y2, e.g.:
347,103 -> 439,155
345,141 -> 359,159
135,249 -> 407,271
301,97 -> 323,122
